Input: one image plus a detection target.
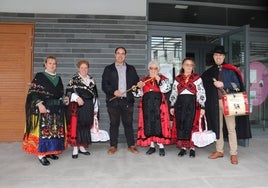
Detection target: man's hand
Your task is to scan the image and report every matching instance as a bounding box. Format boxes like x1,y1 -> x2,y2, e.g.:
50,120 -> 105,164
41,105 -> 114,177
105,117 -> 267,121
213,80 -> 224,88
113,90 -> 122,97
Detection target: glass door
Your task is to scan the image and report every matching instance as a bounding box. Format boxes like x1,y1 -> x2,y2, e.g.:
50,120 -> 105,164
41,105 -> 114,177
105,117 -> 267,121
220,25 -> 250,95
248,33 -> 268,133
148,31 -> 186,83
221,25 -> 268,139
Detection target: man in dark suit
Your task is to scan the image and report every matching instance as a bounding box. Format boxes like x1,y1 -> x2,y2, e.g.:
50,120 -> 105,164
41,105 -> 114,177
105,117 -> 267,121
102,47 -> 142,154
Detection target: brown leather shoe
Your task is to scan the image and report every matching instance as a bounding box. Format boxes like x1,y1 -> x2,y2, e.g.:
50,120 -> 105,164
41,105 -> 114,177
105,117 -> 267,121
128,146 -> 139,154
230,155 -> 238,165
208,152 -> 224,159
107,146 -> 117,155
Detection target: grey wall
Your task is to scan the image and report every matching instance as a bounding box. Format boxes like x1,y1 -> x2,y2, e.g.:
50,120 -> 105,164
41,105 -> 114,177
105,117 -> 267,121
0,12 -> 148,142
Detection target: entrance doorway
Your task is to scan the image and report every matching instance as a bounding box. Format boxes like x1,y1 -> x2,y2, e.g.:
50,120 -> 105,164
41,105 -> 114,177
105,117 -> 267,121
186,35 -> 220,74
0,23 -> 34,141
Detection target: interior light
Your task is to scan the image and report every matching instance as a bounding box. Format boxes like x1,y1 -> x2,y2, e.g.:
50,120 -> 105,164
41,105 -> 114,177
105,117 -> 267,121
174,5 -> 189,9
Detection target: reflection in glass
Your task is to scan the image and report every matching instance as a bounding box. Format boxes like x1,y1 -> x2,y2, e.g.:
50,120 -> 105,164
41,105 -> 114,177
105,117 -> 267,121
151,36 -> 183,83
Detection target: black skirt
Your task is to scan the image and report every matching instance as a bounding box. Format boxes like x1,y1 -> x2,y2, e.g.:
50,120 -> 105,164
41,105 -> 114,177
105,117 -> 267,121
76,99 -> 94,144
175,94 -> 196,140
142,91 -> 162,137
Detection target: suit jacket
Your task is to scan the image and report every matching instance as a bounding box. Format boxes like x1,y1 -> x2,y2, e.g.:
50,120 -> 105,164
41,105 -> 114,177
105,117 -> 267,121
102,62 -> 139,107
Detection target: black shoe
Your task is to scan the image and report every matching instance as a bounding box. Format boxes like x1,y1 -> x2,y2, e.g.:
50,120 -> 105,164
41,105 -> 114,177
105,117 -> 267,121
146,147 -> 156,155
79,150 -> 90,155
39,157 -> 50,166
46,154 -> 59,160
72,154 -> 78,159
178,149 -> 187,157
159,148 -> 165,157
189,149 -> 195,158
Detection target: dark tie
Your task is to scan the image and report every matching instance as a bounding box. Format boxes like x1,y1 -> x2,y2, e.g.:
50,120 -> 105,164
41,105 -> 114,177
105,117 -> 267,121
217,65 -> 223,99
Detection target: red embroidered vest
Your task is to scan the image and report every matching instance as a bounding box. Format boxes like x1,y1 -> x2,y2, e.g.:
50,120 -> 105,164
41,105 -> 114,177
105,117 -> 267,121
141,75 -> 167,93
175,73 -> 200,94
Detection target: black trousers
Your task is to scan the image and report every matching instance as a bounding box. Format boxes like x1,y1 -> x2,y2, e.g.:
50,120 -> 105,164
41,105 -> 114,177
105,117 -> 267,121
107,98 -> 135,147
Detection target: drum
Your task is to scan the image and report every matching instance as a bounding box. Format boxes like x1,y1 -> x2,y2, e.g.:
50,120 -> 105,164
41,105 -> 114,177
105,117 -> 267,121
222,92 -> 249,116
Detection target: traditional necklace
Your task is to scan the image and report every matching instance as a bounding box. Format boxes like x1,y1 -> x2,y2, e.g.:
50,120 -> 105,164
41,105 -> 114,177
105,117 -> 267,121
150,77 -> 155,86
184,74 -> 191,83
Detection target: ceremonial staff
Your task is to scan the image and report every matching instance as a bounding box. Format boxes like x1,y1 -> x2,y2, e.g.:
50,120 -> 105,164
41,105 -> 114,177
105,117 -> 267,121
109,77 -> 155,101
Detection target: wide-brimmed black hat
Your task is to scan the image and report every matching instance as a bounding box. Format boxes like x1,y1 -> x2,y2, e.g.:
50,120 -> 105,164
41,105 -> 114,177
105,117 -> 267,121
212,45 -> 226,54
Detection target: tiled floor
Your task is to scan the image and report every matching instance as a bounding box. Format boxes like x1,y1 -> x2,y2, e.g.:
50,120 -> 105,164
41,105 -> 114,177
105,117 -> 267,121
0,137 -> 268,188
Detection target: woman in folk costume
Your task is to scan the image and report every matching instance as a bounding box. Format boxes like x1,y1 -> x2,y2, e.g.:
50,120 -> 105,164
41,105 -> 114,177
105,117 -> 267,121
22,56 -> 69,166
136,61 -> 171,156
170,58 -> 206,157
66,60 -> 99,159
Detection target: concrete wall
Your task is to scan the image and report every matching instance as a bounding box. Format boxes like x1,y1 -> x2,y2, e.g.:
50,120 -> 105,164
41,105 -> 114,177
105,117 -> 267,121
0,0 -> 146,16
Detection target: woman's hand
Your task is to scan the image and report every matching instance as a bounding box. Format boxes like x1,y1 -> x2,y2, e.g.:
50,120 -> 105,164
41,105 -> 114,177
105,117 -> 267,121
170,108 -> 175,116
37,102 -> 47,113
77,97 -> 84,106
131,85 -> 137,91
136,81 -> 145,88
200,109 -> 205,116
155,75 -> 160,82
64,96 -> 69,105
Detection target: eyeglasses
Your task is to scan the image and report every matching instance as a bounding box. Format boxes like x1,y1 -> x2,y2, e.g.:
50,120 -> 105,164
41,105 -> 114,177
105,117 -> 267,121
149,67 -> 158,70
184,64 -> 194,67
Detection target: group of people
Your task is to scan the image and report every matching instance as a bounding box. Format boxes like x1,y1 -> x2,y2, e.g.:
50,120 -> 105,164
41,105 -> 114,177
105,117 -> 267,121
22,46 -> 251,166
22,56 -> 99,166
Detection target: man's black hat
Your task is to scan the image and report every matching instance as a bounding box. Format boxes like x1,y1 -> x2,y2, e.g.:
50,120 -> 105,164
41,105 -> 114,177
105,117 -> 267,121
212,45 -> 226,54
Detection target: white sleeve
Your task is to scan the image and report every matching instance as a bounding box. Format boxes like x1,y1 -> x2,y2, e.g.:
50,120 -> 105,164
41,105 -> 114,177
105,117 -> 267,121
169,80 -> 179,107
71,93 -> 79,102
132,87 -> 143,97
94,98 -> 99,113
194,78 -> 206,108
159,78 -> 171,93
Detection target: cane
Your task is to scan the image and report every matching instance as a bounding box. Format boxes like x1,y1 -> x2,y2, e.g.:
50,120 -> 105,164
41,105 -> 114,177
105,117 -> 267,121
109,77 -> 155,101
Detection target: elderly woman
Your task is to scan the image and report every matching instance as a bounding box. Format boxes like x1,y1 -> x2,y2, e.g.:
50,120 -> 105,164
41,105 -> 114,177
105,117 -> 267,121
66,60 -> 99,159
22,56 -> 69,166
170,57 -> 206,158
136,61 -> 171,156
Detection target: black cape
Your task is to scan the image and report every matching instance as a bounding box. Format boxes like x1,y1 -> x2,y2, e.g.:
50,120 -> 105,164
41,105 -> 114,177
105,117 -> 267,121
201,63 -> 252,140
